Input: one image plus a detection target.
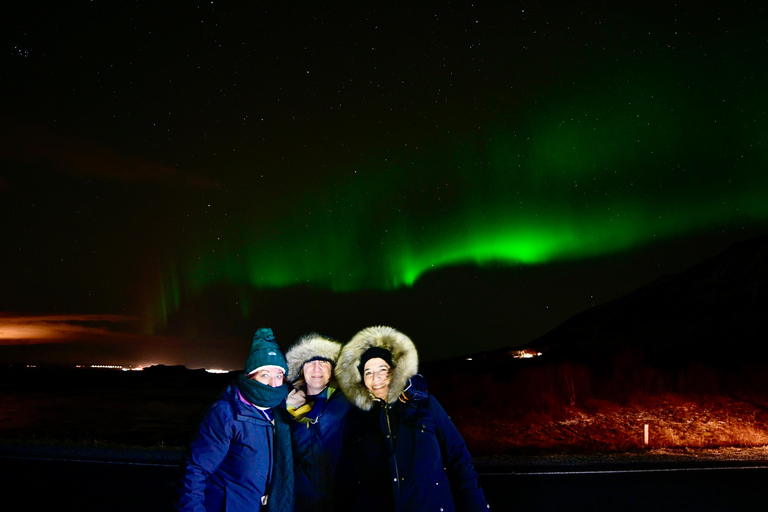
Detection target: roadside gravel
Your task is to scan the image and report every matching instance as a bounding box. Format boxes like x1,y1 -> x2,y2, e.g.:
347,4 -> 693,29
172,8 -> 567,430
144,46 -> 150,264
4,439 -> 768,471
474,446 -> 768,472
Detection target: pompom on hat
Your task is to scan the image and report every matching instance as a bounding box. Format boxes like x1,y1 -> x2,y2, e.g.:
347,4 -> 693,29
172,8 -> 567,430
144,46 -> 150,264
244,327 -> 288,375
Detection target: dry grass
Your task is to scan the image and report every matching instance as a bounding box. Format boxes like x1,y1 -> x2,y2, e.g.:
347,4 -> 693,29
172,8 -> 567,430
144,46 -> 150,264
5,365 -> 768,457
452,392 -> 768,455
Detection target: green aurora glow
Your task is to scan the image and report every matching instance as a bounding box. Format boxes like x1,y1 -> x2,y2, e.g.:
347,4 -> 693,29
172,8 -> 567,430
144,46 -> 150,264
7,2 -> 768,366
167,65 -> 768,314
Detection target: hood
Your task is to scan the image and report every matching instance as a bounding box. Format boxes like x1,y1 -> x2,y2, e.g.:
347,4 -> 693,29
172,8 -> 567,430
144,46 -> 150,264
285,333 -> 342,383
336,325 -> 419,410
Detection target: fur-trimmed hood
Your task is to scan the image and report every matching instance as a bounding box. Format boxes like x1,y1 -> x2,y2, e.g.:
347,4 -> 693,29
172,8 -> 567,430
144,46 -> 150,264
336,326 -> 419,411
285,333 -> 342,383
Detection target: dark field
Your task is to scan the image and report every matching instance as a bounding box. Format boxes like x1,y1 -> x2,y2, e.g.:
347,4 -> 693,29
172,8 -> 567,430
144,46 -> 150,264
5,365 -> 768,512
0,365 -> 232,448
4,362 -> 768,457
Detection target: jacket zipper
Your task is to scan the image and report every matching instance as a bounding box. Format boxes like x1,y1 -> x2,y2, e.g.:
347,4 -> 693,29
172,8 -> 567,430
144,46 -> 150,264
384,405 -> 400,510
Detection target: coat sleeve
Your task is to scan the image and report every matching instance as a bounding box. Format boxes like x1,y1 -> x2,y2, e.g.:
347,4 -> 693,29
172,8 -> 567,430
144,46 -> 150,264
430,397 -> 490,512
176,402 -> 234,512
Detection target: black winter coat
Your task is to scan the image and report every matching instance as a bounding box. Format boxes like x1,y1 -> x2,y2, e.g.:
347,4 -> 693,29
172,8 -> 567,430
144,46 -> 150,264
341,376 -> 489,512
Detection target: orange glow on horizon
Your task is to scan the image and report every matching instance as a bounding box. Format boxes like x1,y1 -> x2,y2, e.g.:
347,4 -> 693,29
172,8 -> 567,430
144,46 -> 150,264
0,323 -> 55,342
0,313 -> 137,345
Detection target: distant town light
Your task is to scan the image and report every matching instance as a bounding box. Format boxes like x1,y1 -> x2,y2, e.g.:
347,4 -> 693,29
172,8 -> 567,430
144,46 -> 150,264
87,364 -> 143,371
510,349 -> 543,359
206,369 -> 229,374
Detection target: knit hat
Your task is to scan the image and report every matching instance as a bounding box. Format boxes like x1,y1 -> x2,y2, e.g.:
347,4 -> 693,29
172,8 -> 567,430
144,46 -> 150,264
357,346 -> 394,378
244,327 -> 288,375
237,328 -> 290,408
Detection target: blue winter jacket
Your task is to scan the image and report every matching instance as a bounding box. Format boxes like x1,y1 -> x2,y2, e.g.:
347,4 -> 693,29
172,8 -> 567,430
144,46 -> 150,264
177,382 -> 293,512
342,375 -> 489,512
289,386 -> 353,512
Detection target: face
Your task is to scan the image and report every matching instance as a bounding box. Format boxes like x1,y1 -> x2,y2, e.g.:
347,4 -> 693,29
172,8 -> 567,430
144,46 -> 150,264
303,359 -> 332,394
363,357 -> 391,400
249,367 -> 285,388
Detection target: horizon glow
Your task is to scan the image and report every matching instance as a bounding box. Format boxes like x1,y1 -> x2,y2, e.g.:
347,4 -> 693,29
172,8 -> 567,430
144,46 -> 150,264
0,314 -> 138,344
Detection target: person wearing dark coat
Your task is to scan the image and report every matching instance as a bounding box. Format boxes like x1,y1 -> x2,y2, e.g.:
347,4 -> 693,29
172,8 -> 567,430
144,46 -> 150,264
336,325 -> 490,512
284,333 -> 352,512
176,328 -> 295,512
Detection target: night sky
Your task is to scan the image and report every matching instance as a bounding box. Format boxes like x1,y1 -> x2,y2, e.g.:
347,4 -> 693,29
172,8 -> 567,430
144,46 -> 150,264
2,2 -> 767,369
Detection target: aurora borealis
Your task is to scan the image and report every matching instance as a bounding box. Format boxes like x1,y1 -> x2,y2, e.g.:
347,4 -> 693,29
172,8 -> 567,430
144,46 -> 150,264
2,2 -> 767,368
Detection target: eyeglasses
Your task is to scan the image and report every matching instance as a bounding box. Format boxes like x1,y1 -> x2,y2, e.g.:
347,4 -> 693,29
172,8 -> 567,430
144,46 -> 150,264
363,367 -> 390,380
304,360 -> 331,369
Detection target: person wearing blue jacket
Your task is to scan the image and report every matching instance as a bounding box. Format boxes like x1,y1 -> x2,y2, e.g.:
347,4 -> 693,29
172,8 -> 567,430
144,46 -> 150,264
176,328 -> 294,512
336,325 -> 490,512
284,333 -> 352,512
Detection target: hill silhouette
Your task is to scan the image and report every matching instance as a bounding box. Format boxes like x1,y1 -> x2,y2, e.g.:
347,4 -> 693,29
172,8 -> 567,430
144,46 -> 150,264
518,233 -> 768,367
5,235 -> 768,456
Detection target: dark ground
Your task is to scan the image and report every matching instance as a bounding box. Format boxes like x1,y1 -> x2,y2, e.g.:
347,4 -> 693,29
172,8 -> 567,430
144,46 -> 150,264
3,442 -> 768,511
4,365 -> 768,510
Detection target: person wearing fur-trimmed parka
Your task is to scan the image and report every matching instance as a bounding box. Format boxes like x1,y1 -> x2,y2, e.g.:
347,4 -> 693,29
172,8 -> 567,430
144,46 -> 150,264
284,333 -> 352,512
336,325 -> 490,512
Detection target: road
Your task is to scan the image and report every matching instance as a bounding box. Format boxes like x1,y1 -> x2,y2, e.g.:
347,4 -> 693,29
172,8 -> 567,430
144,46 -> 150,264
481,461 -> 768,511
2,454 -> 767,511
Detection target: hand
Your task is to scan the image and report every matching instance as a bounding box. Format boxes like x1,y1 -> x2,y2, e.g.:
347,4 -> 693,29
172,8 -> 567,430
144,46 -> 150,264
286,389 -> 306,408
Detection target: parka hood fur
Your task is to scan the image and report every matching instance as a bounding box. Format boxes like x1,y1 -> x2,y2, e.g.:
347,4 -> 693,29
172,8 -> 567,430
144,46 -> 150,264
285,333 -> 342,383
336,325 -> 419,411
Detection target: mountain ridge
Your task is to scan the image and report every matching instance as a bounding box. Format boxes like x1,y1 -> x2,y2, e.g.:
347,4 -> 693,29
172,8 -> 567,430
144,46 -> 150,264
525,232 -> 768,365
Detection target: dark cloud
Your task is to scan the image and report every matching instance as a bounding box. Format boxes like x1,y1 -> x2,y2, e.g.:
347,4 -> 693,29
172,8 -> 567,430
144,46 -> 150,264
0,118 -> 220,189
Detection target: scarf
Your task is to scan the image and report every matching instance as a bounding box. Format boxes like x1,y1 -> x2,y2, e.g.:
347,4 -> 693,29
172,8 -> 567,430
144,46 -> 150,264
303,386 -> 331,422
289,386 -> 336,424
234,377 -> 294,511
266,407 -> 295,512
236,373 -> 290,408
